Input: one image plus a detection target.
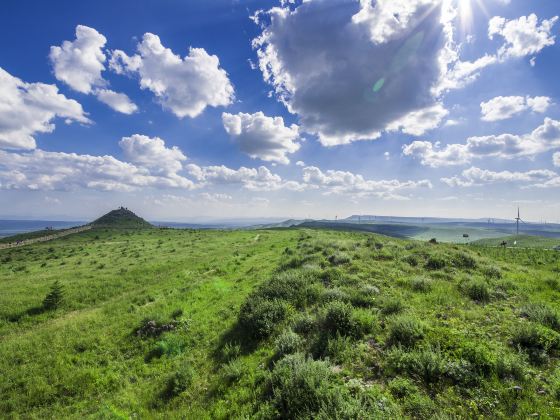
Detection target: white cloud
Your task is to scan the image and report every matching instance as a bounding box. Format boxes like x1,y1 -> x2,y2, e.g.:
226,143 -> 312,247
253,0 -> 450,145
302,166 -> 432,199
481,95 -> 551,121
49,25 -> 107,94
553,152 -> 560,167
222,111 -> 300,164
200,192 -> 233,203
49,25 -> 137,114
0,148 -> 194,192
110,33 -> 234,118
0,67 -> 90,150
403,118 -> 560,167
489,14 -> 558,60
295,160 -> 305,167
95,89 -> 138,114
186,163 -> 304,192
441,166 -> 558,188
118,134 -> 187,175
386,103 -> 449,136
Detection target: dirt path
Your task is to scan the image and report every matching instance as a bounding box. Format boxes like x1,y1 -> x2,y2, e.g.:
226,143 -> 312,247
0,225 -> 92,250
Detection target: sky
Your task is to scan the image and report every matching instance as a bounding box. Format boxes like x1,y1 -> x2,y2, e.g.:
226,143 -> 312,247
0,0 -> 559,222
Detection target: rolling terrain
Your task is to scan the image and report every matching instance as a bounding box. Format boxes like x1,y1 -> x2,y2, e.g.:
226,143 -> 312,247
1,212 -> 560,418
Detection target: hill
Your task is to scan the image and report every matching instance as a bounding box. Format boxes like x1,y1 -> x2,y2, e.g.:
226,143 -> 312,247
2,227 -> 560,417
473,234 -> 560,249
91,207 -> 153,228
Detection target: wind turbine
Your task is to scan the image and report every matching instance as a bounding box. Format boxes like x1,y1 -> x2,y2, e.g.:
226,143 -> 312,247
515,207 -> 525,235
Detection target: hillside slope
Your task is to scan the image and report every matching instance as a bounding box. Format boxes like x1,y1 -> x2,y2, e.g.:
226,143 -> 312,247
91,207 -> 153,228
1,228 -> 560,418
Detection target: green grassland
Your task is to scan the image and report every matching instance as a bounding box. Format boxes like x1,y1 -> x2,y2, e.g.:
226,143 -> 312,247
2,227 -> 560,418
473,235 -> 560,249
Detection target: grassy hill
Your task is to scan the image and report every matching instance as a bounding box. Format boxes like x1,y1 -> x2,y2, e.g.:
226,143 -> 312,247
1,228 -> 560,418
91,207 -> 153,229
473,235 -> 560,249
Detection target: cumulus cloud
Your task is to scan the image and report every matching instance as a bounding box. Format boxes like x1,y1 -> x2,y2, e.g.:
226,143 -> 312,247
489,14 -> 559,60
386,103 -> 449,136
253,0 -> 450,145
95,89 -> 138,114
441,166 -> 558,188
119,134 -> 187,175
49,25 -> 107,94
0,67 -> 90,150
110,33 -> 234,118
186,163 -> 304,191
222,111 -> 300,164
302,165 -> 432,199
481,95 -> 551,121
0,148 -> 194,192
49,25 -> 137,114
553,152 -> 560,167
403,118 -> 560,167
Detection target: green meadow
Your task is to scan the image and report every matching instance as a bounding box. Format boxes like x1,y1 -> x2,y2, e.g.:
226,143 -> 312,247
1,227 -> 560,418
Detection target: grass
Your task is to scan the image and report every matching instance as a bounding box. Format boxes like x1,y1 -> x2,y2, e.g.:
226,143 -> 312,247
1,227 -> 560,418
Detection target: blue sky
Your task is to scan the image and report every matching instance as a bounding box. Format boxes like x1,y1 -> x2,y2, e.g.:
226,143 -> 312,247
0,0 -> 559,222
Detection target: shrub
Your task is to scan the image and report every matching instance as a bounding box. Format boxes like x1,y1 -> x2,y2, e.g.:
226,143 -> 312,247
482,265 -> 502,279
325,334 -> 353,364
268,353 -> 345,419
328,252 -> 351,266
462,280 -> 490,303
239,298 -> 288,339
409,277 -> 432,293
162,362 -> 194,399
495,352 -> 527,381
221,359 -> 245,383
221,342 -> 241,362
388,377 -> 419,399
521,303 -> 560,331
321,288 -> 350,304
403,255 -> 419,267
258,270 -> 320,308
275,330 -> 303,357
387,316 -> 425,347
324,301 -> 354,337
511,323 -> 560,364
453,253 -> 477,270
380,297 -> 405,316
293,314 -> 317,335
385,346 -> 447,385
425,255 -> 446,270
42,280 -> 64,310
147,335 -> 186,360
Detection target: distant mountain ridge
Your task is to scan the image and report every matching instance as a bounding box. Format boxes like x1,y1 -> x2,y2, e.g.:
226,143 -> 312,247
91,207 -> 153,228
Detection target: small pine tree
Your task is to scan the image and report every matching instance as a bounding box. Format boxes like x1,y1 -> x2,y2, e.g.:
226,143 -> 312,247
42,281 -> 64,310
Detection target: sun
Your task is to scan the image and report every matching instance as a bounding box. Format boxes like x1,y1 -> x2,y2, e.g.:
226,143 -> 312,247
456,0 -> 488,35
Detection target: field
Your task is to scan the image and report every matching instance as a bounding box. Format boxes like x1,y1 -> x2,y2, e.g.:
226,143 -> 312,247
2,227 -> 560,418
473,235 -> 560,249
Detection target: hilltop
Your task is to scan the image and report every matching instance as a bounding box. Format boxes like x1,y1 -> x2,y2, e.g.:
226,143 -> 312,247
91,207 -> 153,229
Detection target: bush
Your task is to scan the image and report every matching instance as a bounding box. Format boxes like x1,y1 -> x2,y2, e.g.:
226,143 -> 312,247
42,280 -> 64,310
462,280 -> 490,303
453,253 -> 477,270
162,362 -> 194,399
147,335 -> 186,360
409,277 -> 432,293
521,303 -> 560,331
239,297 -> 289,339
387,316 -> 425,347
511,323 -> 560,365
321,288 -> 350,304
403,255 -> 419,267
482,265 -> 502,279
293,314 -> 317,335
221,342 -> 241,362
495,352 -> 527,381
328,252 -> 351,266
425,255 -> 446,270
268,353 -> 350,419
258,270 -> 320,309
350,286 -> 378,307
275,330 -> 303,357
324,301 -> 354,337
221,359 -> 245,383
385,346 -> 447,385
380,297 -> 405,316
